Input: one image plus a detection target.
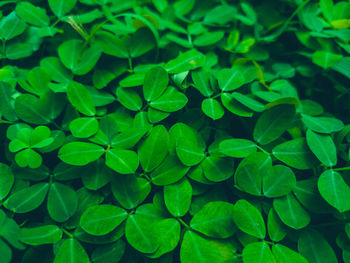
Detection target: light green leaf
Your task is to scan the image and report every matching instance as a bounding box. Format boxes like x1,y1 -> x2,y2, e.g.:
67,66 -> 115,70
191,69 -> 213,97
312,50 -> 342,69
105,148 -> 139,174
49,0 -> 77,17
231,92 -> 265,112
47,182 -> 77,222
202,156 -> 234,182
233,199 -> 266,239
272,138 -> 317,170
0,11 -> 26,40
170,122 -> 206,166
219,138 -> 257,158
116,87 -> 142,111
15,2 -> 50,27
165,49 -> 205,73
58,142 -> 105,166
180,230 -> 236,263
267,209 -> 288,242
4,183 -> 49,213
150,86 -> 188,112
164,178 -> 192,217
301,114 -> 344,134
69,117 -> 99,138
201,98 -> 224,120
111,175 -> 151,209
272,244 -> 308,263
263,165 -> 296,198
194,31 -> 224,47
253,104 -> 295,145
318,170 -> 350,213
242,242 -> 276,263
138,125 -> 169,172
190,201 -> 236,238
80,204 -> 127,236
204,5 -> 237,25
67,81 -> 96,116
298,229 -> 337,263
54,238 -> 90,263
15,148 -> 42,168
19,225 -> 62,245
273,193 -> 310,230
0,163 -> 14,200
143,66 -> 168,101
306,129 -> 337,167
218,68 -> 245,92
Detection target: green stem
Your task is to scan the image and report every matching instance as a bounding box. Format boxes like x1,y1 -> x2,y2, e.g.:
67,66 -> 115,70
128,56 -> 133,72
2,40 -> 6,65
332,166 -> 350,172
257,145 -> 270,155
177,218 -> 190,229
62,228 -> 73,238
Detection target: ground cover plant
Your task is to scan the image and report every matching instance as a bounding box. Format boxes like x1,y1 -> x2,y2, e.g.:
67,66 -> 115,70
0,0 -> 350,262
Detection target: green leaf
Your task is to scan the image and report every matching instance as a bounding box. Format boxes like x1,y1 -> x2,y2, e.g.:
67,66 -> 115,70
0,239 -> 12,263
4,183 -> 49,213
242,242 -> 276,263
306,129 -> 337,167
165,49 -> 205,74
15,2 -> 50,27
138,125 -> 169,172
272,244 -> 308,263
91,240 -> 125,263
180,230 -> 235,263
233,199 -> 266,239
150,154 -> 190,185
194,31 -> 224,47
273,193 -> 310,230
82,159 -> 112,190
0,81 -> 17,121
67,81 -> 96,116
125,214 -> 159,253
191,69 -> 213,97
143,66 -> 168,101
150,86 -> 188,112
301,114 -> 344,134
263,165 -> 296,198
111,175 -> 151,209
204,5 -> 237,25
80,204 -> 127,236
298,229 -> 337,263
15,92 -> 65,124
0,163 -> 14,200
231,92 -> 265,112
318,170 -> 350,213
148,218 -> 181,258
201,98 -> 224,120
15,148 -> 42,168
202,156 -> 235,182
0,11 -> 26,40
105,148 -> 139,174
19,225 -> 62,245
190,201 -> 236,238
267,209 -> 288,242
47,182 -> 77,222
218,68 -> 245,92
49,0 -> 77,17
235,152 -> 272,196
164,178 -> 192,217
58,142 -> 105,166
312,50 -> 342,69
95,31 -> 129,58
69,117 -> 99,138
54,238 -> 90,263
170,122 -> 206,166
116,87 -> 142,111
219,138 -> 257,158
272,138 -> 317,170
253,104 -> 296,145
320,0 -> 334,21
221,92 -> 253,117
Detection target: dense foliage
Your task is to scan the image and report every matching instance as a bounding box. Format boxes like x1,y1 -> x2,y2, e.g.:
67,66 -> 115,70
0,0 -> 350,262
